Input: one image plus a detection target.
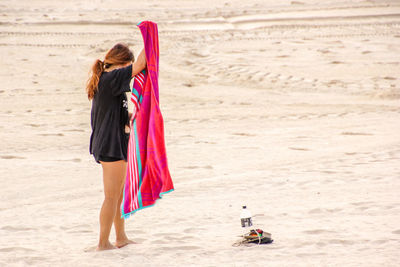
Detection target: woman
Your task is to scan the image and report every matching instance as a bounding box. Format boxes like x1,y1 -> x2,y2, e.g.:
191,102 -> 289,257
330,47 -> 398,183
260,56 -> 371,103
86,43 -> 146,251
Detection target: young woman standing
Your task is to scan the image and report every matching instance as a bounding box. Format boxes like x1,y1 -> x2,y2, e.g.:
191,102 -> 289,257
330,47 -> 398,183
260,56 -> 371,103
86,43 -> 146,251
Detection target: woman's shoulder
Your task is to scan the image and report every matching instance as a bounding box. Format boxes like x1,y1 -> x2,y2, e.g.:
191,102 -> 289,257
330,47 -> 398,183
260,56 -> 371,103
100,65 -> 132,96
100,65 -> 131,84
105,65 -> 132,76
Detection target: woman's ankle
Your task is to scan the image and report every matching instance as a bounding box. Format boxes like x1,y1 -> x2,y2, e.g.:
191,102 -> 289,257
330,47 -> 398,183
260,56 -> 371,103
116,233 -> 129,242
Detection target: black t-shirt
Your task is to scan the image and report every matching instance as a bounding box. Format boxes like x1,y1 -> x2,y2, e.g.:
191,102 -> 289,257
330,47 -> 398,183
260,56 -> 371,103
89,64 -> 132,162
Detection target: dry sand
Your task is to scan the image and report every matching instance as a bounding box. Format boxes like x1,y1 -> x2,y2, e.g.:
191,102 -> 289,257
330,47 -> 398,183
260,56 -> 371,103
0,0 -> 399,266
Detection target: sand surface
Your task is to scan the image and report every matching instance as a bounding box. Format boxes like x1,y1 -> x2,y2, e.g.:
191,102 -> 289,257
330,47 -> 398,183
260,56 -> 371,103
1,0 -> 400,266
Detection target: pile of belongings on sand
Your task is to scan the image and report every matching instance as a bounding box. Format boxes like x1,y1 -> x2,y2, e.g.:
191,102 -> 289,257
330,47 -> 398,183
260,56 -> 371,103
233,229 -> 273,246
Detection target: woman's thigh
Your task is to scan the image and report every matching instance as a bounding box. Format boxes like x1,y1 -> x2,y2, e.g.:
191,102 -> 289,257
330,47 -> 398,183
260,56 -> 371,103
100,160 -> 127,199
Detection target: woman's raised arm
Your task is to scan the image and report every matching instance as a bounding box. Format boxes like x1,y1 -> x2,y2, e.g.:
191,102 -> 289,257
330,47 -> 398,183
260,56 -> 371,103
132,49 -> 146,77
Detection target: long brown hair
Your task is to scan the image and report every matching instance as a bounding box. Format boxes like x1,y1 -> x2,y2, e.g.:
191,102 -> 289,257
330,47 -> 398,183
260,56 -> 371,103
86,43 -> 134,100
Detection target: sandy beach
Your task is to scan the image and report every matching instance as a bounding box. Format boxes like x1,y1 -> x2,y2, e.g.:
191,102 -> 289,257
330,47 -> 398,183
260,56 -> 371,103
0,0 -> 399,266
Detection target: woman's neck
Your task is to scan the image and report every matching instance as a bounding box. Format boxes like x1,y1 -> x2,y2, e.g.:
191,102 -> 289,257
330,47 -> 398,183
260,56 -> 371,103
104,65 -> 122,72
104,63 -> 131,72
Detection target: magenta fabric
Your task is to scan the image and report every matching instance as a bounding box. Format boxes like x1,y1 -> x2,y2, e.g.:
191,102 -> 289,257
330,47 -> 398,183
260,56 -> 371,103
122,21 -> 174,219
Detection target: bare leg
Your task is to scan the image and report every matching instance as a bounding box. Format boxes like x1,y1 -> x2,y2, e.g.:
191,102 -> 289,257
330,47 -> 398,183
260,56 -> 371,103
113,163 -> 136,248
114,186 -> 135,248
96,160 -> 127,251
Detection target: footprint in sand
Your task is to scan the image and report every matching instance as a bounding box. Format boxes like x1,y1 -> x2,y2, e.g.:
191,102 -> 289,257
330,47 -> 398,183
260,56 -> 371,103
1,155 -> 25,159
182,165 -> 213,170
132,238 -> 146,243
328,239 -> 354,245
39,133 -> 64,136
288,147 -> 310,151
341,132 -> 373,136
371,239 -> 389,245
232,132 -> 256,137
67,229 -> 92,234
308,208 -> 323,214
159,245 -> 201,251
183,227 -> 205,234
25,123 -> 43,127
1,225 -> 34,231
66,128 -> 84,132
83,246 -> 97,252
303,229 -> 336,235
0,247 -> 35,252
61,224 -> 92,232
150,239 -> 169,244
351,201 -> 373,207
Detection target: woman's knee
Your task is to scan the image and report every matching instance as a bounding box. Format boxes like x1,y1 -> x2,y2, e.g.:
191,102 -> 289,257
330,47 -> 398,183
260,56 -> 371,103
103,195 -> 119,205
103,184 -> 122,199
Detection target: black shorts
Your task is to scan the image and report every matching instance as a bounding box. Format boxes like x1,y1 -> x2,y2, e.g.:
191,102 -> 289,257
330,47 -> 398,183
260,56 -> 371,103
95,155 -> 124,164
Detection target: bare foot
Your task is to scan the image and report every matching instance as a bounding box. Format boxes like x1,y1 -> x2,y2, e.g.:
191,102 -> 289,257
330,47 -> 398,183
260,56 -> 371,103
96,241 -> 116,251
115,239 -> 136,248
